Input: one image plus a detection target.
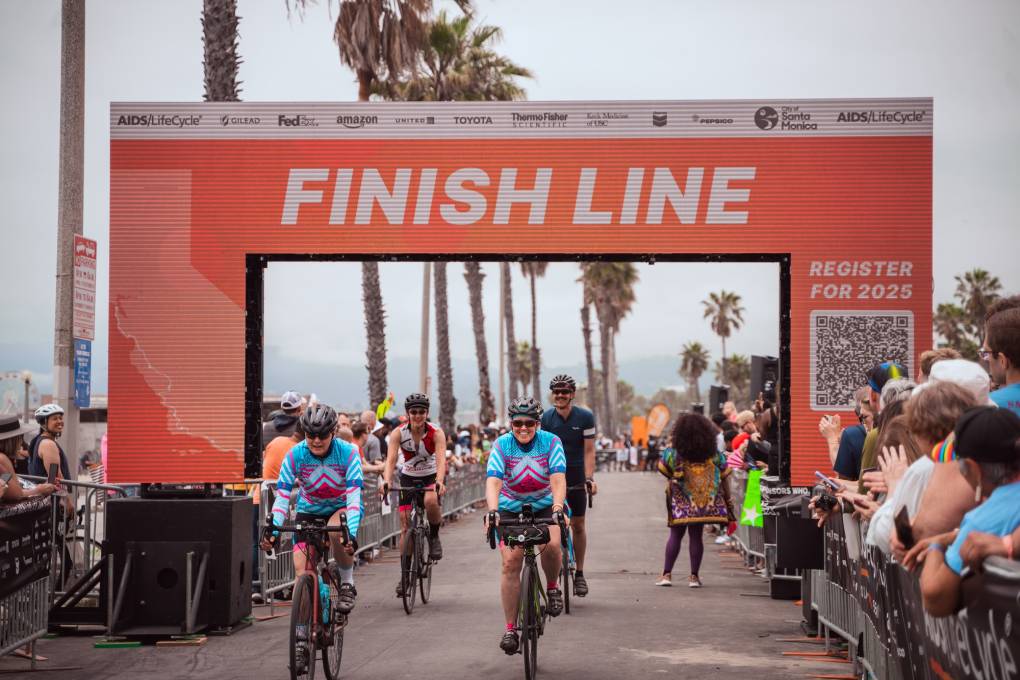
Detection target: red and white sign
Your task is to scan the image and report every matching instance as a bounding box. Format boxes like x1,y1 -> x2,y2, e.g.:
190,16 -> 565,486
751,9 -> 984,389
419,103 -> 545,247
73,235 -> 97,341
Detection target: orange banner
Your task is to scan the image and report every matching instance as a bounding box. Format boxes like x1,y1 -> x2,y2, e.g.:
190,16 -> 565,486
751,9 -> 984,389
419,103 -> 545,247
647,404 -> 671,438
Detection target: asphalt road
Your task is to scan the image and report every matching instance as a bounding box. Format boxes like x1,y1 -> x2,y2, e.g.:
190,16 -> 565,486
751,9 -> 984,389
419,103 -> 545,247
3,472 -> 846,680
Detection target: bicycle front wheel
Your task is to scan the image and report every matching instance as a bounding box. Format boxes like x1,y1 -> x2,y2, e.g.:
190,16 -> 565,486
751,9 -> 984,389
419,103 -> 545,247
418,528 -> 432,604
402,543 -> 419,615
290,574 -> 317,680
561,538 -> 571,615
321,581 -> 344,680
521,563 -> 539,680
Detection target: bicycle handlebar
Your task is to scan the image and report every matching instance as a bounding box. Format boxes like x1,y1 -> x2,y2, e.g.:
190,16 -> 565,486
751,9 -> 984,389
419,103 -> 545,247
262,516 -> 352,554
485,510 -> 566,550
381,482 -> 437,505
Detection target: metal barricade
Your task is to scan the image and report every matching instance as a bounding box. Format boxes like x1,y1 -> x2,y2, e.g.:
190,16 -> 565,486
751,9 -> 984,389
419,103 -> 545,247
0,576 -> 49,665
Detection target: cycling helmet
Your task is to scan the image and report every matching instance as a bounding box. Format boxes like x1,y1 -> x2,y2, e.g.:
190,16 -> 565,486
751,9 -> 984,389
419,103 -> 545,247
405,393 -> 430,411
508,396 -> 542,420
299,403 -> 338,439
548,374 -> 576,392
34,403 -> 65,426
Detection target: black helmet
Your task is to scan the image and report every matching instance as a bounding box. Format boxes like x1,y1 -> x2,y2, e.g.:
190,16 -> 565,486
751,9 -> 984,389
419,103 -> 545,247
405,393 -> 430,411
548,374 -> 576,392
508,396 -> 542,420
300,403 -> 338,439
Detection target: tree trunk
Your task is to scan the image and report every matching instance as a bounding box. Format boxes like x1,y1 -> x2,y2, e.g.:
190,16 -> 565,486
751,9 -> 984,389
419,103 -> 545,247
361,261 -> 388,409
720,335 -> 728,386
597,303 -> 613,436
581,302 -> 600,421
529,273 -> 541,400
690,373 -> 700,404
357,68 -> 373,102
464,263 -> 495,426
501,263 -> 519,400
202,0 -> 241,102
607,325 -> 619,435
434,263 -> 456,435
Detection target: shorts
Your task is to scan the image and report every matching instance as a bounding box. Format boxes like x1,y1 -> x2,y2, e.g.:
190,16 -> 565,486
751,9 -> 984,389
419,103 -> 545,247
292,511 -> 336,554
498,507 -> 553,545
565,485 -> 588,518
398,472 -> 436,511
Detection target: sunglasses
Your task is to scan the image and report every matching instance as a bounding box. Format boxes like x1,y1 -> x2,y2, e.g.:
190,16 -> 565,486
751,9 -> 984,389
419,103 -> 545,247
408,408 -> 428,416
511,419 -> 538,429
306,432 -> 332,442
552,389 -> 573,396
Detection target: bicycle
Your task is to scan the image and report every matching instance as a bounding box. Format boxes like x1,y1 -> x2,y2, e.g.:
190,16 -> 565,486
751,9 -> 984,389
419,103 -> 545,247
560,481 -> 593,615
265,515 -> 352,680
388,480 -> 435,615
487,505 -> 565,680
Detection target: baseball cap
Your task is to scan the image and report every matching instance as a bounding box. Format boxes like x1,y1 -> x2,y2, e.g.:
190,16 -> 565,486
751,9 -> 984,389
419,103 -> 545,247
954,406 -> 1020,464
280,390 -> 306,410
928,359 -> 994,405
865,361 -> 907,392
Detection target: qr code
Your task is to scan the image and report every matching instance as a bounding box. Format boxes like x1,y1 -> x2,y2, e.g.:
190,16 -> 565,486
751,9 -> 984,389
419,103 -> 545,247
810,311 -> 913,411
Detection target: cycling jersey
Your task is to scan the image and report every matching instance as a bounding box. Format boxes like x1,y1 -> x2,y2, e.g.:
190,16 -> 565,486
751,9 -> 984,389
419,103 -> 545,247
398,422 -> 439,477
486,430 -> 566,512
271,438 -> 364,536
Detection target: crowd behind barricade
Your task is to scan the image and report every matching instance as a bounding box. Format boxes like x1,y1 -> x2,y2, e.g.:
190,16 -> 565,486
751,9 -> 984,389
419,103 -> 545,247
807,295 -> 1020,624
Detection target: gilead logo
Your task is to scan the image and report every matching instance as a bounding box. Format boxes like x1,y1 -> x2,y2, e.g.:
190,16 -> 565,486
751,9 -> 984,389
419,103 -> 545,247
281,166 -> 756,226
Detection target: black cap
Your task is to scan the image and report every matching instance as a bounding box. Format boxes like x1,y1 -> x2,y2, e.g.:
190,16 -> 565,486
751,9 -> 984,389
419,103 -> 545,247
866,360 -> 907,392
954,406 -> 1020,464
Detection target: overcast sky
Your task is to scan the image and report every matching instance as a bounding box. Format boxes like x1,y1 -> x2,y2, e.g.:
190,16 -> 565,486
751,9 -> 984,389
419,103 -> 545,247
1,0 -> 1018,403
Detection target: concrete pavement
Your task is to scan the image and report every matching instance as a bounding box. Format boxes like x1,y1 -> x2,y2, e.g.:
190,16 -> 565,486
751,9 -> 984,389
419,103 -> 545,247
2,472 -> 845,679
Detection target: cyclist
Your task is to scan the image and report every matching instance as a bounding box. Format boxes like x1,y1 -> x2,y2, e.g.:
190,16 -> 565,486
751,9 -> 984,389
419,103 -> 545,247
261,404 -> 362,617
539,374 -> 597,597
27,403 -> 73,514
484,396 -> 568,654
381,393 -> 447,596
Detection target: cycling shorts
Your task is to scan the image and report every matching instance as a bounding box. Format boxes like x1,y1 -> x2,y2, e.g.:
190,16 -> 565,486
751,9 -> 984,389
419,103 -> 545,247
398,472 -> 437,511
565,485 -> 588,518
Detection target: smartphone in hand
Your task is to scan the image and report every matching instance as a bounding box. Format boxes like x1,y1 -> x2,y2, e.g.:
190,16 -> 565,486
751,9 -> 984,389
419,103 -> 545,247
814,471 -> 842,491
47,463 -> 59,485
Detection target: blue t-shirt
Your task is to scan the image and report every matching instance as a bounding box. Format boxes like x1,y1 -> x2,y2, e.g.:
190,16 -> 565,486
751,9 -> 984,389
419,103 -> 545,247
271,438 -> 364,536
991,383 -> 1020,418
486,430 -> 567,512
833,424 -> 867,480
945,481 -> 1020,574
540,406 -> 596,469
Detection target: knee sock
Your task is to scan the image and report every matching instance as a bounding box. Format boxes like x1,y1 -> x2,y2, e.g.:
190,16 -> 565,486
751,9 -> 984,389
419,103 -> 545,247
663,525 -> 687,575
688,524 -> 705,576
337,563 -> 354,586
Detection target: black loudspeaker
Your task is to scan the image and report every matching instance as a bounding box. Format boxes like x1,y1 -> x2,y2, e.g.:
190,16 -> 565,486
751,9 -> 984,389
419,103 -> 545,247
751,355 -> 780,403
708,385 -> 729,415
104,497 -> 252,634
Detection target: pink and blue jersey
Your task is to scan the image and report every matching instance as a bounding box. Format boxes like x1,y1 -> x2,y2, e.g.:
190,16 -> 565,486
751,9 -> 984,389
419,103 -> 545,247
487,431 -> 567,512
271,438 -> 364,536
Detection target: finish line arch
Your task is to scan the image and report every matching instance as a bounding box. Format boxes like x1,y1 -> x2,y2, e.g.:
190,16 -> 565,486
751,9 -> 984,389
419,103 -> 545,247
107,98 -> 932,486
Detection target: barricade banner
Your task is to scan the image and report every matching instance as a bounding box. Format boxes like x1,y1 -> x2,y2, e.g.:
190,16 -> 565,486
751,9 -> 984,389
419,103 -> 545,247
0,496 -> 52,599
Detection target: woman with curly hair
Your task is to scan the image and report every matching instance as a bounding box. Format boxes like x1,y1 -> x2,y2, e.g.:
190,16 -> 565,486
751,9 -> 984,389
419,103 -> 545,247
655,413 -> 733,587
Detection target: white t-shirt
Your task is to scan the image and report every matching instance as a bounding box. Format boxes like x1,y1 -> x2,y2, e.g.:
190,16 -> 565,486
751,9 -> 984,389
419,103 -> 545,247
865,456 -> 935,554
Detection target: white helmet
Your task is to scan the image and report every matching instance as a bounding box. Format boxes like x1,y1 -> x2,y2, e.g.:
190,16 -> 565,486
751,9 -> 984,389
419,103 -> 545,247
34,403 -> 65,426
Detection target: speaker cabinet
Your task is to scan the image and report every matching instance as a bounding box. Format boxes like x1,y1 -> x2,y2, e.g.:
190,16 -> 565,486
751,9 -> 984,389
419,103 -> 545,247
708,385 -> 729,415
105,497 -> 252,634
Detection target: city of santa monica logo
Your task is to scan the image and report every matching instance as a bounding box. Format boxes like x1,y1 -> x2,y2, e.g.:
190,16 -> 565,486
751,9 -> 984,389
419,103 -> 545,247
754,106 -> 779,130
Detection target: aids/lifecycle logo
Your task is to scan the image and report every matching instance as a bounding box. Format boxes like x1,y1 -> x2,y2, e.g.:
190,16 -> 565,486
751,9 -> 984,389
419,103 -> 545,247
754,106 -> 779,131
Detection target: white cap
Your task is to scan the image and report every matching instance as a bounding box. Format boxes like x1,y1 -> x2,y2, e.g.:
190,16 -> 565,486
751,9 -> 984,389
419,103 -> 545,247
928,359 -> 995,405
280,390 -> 306,410
459,430 -> 471,438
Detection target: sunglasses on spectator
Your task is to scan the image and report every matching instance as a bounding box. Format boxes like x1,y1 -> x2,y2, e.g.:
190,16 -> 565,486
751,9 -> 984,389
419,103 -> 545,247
511,419 -> 538,429
552,389 -> 573,396
408,408 -> 428,416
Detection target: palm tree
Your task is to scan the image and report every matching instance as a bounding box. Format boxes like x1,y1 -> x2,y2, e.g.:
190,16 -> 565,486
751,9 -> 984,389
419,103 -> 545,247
579,278 -> 601,421
702,290 -> 745,385
433,262 -> 456,434
933,302 -> 980,360
715,354 -> 751,406
202,0 -> 241,101
463,262 -> 495,425
953,268 -> 1002,344
581,263 -> 639,436
515,341 -> 534,397
678,341 -> 710,403
501,263 -> 520,400
361,262 -> 389,407
520,262 -> 548,399
373,8 -> 531,102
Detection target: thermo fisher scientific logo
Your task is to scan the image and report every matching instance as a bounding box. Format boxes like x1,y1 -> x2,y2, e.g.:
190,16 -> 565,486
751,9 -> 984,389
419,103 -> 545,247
336,114 -> 379,129
836,110 -> 926,125
755,105 -> 816,131
116,114 -> 202,128
512,112 -> 567,128
220,115 -> 261,127
278,114 -> 319,127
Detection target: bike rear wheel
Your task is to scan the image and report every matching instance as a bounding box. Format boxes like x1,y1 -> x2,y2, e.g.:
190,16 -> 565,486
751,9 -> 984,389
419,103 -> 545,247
402,544 -> 418,615
321,580 -> 345,680
290,574 -> 317,680
521,563 -> 539,680
417,527 -> 433,603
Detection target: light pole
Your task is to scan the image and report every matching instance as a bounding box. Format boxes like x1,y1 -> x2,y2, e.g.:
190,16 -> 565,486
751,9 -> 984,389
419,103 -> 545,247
22,371 -> 32,422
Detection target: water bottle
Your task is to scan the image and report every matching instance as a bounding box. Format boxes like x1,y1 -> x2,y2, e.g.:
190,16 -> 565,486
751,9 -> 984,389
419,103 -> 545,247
319,577 -> 330,624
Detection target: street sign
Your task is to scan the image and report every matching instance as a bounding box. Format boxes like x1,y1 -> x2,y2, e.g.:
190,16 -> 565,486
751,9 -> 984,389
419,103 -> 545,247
73,235 -> 97,341
73,339 -> 91,408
